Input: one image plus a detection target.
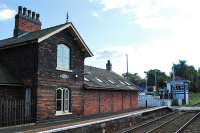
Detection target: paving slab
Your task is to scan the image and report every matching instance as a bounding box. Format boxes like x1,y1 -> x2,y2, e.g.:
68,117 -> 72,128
170,106 -> 200,111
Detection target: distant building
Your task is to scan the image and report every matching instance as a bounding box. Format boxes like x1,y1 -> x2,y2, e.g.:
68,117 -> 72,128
165,77 -> 189,105
138,86 -> 146,96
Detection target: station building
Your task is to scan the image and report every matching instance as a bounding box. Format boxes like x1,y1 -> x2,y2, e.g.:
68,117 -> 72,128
0,6 -> 138,126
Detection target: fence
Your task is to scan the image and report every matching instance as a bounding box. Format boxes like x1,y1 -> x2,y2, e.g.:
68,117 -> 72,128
138,95 -> 172,108
0,98 -> 35,127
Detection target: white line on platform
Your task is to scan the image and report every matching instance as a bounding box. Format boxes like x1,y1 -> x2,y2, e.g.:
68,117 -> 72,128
37,106 -> 167,133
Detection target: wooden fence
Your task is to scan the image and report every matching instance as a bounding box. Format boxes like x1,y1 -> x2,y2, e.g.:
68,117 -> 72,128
0,98 -> 35,127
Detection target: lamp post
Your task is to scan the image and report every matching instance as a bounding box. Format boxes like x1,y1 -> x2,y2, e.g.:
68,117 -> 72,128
144,71 -> 148,94
155,71 -> 157,92
172,64 -> 175,99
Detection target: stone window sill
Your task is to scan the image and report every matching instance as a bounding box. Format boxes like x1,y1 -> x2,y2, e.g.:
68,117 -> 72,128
56,66 -> 73,72
55,112 -> 72,116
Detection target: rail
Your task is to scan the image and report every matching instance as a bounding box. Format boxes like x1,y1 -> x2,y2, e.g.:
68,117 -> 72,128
175,111 -> 200,133
119,111 -> 179,133
147,112 -> 199,133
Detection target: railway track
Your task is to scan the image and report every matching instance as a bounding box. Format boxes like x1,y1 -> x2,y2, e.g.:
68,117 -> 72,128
176,112 -> 200,133
119,111 -> 200,133
148,112 -> 198,133
119,111 -> 183,133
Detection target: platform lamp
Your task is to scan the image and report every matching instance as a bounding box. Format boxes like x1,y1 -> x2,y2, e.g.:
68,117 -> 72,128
144,71 -> 148,94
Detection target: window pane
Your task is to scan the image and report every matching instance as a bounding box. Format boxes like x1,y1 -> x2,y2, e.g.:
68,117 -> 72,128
64,100 -> 69,111
63,56 -> 69,68
56,100 -> 62,111
64,89 -> 69,99
56,89 -> 62,99
63,47 -> 69,69
57,44 -> 70,69
64,89 -> 69,111
57,46 -> 62,67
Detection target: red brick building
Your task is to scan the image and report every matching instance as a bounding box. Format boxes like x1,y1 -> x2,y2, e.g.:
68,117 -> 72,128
0,6 -> 138,127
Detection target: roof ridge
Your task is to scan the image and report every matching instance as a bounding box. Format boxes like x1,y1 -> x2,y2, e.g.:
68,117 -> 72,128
85,65 -> 106,71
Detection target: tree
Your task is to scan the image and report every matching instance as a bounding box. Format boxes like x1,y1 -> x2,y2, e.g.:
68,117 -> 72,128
122,73 -> 145,87
146,69 -> 170,90
172,60 -> 200,92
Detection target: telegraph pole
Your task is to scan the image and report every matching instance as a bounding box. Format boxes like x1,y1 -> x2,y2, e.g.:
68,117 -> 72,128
126,54 -> 128,79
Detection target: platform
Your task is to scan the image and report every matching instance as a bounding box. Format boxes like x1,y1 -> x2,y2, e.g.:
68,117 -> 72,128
0,106 -> 168,133
170,106 -> 200,111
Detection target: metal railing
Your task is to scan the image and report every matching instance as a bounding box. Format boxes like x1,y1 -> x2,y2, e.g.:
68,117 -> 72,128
138,95 -> 172,108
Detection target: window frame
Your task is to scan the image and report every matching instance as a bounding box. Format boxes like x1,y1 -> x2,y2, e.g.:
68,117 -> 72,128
56,44 -> 71,72
56,88 -> 71,116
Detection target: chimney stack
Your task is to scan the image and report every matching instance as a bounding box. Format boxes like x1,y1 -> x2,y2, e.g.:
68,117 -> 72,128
27,10 -> 31,17
22,7 -> 27,16
106,60 -> 112,71
36,13 -> 40,21
14,6 -> 42,37
18,6 -> 22,15
32,11 -> 35,19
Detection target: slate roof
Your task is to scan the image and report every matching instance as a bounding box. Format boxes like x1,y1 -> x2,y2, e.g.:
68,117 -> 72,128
0,22 -> 93,57
0,23 -> 66,48
0,64 -> 22,86
84,65 -> 138,91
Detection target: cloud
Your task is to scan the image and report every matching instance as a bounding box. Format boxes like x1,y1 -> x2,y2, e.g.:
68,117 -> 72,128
89,0 -> 200,30
92,11 -> 99,17
0,4 -> 16,21
95,49 -> 123,60
86,35 -> 200,77
87,0 -> 200,77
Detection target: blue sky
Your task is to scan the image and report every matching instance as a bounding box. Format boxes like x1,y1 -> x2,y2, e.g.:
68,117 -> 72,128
1,0 -> 200,77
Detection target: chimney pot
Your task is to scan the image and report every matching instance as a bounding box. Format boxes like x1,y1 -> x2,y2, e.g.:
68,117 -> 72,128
36,13 -> 40,21
106,60 -> 112,71
18,6 -> 22,15
23,7 -> 27,16
27,10 -> 31,17
32,11 -> 35,19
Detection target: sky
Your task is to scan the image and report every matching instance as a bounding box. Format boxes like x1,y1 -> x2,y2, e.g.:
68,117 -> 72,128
0,0 -> 200,77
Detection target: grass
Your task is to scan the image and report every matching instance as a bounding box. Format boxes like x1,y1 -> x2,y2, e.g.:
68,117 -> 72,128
187,92 -> 200,106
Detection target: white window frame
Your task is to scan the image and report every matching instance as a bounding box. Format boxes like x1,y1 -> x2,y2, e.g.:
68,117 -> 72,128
56,88 -> 71,116
56,44 -> 71,71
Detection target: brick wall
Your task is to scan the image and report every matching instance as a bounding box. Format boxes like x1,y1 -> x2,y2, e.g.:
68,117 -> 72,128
131,93 -> 138,108
16,18 -> 41,32
113,92 -> 123,112
83,91 -> 99,115
100,92 -> 112,113
37,29 -> 86,121
83,90 -> 138,116
123,92 -> 131,110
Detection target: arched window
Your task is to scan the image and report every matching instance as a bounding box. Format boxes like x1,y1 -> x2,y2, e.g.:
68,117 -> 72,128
56,88 -> 70,115
57,44 -> 70,71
